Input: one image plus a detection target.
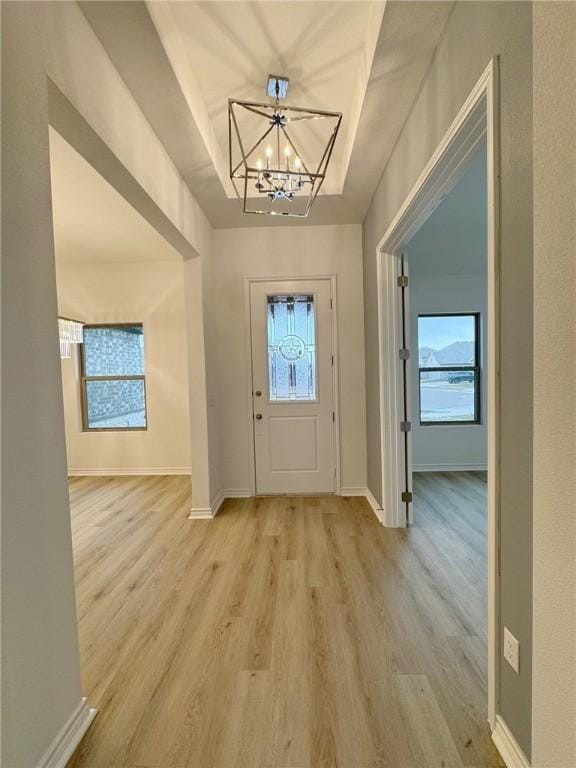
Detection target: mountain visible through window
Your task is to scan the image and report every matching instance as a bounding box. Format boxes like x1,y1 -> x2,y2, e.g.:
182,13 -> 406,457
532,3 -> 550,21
418,314 -> 480,424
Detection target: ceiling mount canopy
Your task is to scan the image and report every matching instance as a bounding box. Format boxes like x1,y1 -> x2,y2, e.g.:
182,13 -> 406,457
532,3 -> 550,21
228,74 -> 342,218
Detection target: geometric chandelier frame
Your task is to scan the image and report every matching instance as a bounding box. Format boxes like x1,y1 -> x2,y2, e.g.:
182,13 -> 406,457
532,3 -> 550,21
228,97 -> 342,218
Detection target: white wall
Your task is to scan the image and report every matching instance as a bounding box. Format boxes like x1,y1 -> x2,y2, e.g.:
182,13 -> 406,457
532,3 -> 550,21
1,3 -> 217,764
406,149 -> 488,472
213,224 -> 367,494
409,274 -> 487,471
362,4 -> 534,751
1,6 -> 84,766
57,260 -> 192,475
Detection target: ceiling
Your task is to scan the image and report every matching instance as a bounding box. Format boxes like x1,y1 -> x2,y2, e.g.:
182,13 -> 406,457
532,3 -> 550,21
149,1 -> 384,198
50,128 -> 180,264
80,1 -> 454,228
407,144 -> 488,276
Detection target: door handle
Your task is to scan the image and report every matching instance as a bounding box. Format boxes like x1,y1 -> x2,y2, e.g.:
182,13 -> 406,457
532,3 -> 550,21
255,413 -> 263,420
255,390 -> 262,397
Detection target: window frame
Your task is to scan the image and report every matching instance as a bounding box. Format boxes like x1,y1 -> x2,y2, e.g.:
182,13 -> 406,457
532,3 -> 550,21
79,323 -> 148,432
417,312 -> 481,427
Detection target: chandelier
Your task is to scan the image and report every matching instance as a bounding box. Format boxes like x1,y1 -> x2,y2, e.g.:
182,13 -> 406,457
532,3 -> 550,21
228,75 -> 342,217
58,316 -> 84,359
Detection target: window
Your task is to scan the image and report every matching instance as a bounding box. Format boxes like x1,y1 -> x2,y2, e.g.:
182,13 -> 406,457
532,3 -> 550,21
418,313 -> 480,425
267,294 -> 317,401
80,324 -> 147,430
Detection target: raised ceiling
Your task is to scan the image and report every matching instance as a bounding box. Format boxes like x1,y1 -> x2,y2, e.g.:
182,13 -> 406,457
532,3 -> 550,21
80,1 -> 453,228
149,1 -> 385,198
50,128 -> 180,265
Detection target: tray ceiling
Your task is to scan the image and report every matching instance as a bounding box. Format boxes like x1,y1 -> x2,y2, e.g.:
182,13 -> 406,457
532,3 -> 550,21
80,1 -> 453,227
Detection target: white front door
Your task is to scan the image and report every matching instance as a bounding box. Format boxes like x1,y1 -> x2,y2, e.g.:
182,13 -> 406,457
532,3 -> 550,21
249,279 -> 336,495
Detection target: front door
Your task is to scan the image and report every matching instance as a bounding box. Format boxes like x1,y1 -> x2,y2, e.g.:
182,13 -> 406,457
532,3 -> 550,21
249,279 -> 335,495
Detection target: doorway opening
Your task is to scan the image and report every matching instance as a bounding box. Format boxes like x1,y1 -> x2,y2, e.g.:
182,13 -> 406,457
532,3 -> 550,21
375,60 -> 499,728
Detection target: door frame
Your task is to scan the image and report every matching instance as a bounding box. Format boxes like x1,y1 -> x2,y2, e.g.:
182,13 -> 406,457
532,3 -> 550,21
375,58 -> 500,729
244,275 -> 341,497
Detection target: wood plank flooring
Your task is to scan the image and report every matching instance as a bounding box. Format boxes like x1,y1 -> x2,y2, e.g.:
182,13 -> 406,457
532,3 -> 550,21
68,472 -> 503,767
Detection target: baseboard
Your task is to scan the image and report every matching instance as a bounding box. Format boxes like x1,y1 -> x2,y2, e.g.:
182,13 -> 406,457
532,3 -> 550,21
37,698 -> 97,768
68,467 -> 192,477
340,487 -> 385,525
413,463 -> 487,472
189,489 -> 251,520
188,506 -> 214,519
492,715 -> 531,768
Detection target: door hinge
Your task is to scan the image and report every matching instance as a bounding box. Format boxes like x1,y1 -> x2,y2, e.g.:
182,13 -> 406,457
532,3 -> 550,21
330,298 -> 333,309
332,411 -> 335,422
331,354 -> 334,366
399,348 -> 410,360
397,275 -> 409,288
401,491 -> 413,503
400,420 -> 411,432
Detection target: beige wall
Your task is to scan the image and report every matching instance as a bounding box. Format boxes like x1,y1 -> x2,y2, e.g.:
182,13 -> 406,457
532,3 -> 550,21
213,224 -> 367,494
531,3 -> 576,765
363,1 -> 534,756
57,260 -> 192,474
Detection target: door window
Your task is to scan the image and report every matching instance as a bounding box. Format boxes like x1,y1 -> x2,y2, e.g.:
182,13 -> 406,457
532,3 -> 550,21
267,294 -> 317,401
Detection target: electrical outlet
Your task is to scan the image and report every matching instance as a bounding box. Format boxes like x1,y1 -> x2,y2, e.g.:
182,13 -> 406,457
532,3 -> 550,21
503,627 -> 520,674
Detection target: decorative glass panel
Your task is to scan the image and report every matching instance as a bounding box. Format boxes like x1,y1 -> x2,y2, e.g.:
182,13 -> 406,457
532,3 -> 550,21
267,295 -> 317,401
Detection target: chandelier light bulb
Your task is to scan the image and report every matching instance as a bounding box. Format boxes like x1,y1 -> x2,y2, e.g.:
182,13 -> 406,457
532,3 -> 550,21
256,158 -> 263,170
295,156 -> 301,169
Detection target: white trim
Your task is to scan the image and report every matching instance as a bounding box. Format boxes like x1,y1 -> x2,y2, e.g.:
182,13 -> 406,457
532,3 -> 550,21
189,488 -> 251,520
375,59 -> 500,729
340,487 -> 385,525
376,250 -> 406,528
68,467 -> 192,477
244,275 -> 341,496
188,507 -> 213,520
413,463 -> 488,472
37,698 -> 97,768
210,489 -> 226,517
220,488 -> 251,498
492,716 -> 531,768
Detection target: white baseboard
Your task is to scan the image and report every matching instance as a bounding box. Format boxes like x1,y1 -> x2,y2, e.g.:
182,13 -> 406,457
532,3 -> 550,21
340,487 -> 385,525
68,467 -> 192,477
188,506 -> 214,519
189,489 -> 251,520
492,715 -> 531,768
413,463 -> 487,472
37,698 -> 97,768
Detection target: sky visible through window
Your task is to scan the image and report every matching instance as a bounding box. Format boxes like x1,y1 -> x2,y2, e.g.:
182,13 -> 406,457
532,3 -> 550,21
418,315 -> 475,352
418,314 -> 478,423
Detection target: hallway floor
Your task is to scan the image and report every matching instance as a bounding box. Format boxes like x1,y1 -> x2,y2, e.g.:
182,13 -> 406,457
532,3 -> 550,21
68,472 -> 503,767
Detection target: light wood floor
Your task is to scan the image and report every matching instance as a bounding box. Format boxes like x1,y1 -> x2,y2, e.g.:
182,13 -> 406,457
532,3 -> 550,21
68,472 -> 503,768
